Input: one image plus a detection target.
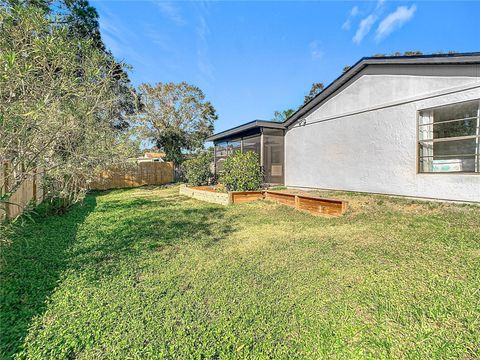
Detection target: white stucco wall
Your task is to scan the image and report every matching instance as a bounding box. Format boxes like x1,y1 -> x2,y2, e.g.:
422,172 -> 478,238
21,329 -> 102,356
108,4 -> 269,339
285,65 -> 480,202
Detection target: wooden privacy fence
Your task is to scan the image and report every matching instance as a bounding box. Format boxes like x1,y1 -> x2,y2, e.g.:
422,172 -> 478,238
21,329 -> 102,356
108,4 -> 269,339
90,161 -> 174,190
1,160 -> 173,220
1,161 -> 44,221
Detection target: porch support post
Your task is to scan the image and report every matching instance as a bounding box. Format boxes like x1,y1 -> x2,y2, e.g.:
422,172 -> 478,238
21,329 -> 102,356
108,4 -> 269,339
260,129 -> 265,183
213,144 -> 217,178
476,105 -> 479,172
260,129 -> 264,168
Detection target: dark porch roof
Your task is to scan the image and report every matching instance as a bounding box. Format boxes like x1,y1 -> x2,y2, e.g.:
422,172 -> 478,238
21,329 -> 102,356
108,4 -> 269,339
206,120 -> 285,143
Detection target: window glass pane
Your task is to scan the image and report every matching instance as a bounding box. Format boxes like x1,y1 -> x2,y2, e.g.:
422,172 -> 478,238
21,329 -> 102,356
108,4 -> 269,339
419,110 -> 433,125
418,123 -> 433,140
420,156 -> 476,173
419,141 -> 433,157
419,119 -> 477,140
433,101 -> 478,123
419,138 -> 477,173
434,138 -> 476,157
227,140 -> 241,155
433,118 -> 477,139
422,156 -> 476,173
419,157 -> 433,173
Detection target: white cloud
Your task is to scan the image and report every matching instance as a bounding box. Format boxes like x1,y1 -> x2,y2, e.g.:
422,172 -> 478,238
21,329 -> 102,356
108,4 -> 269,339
376,0 -> 386,10
155,1 -> 186,26
309,40 -> 324,60
375,5 -> 416,41
353,14 -> 377,44
350,5 -> 360,16
342,5 -> 359,31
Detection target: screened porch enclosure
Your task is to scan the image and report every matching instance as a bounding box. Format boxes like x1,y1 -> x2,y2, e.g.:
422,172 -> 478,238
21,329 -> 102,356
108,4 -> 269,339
214,128 -> 285,184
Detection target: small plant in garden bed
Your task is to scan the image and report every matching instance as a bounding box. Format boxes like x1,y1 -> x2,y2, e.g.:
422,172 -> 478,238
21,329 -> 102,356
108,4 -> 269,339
213,183 -> 227,192
220,151 -> 263,191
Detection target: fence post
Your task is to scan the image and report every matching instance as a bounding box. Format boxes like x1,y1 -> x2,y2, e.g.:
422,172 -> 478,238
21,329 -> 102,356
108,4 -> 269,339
3,161 -> 10,220
32,167 -> 37,204
0,162 -> 4,221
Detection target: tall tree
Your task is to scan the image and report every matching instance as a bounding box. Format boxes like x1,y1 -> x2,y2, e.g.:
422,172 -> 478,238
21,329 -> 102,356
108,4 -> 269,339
62,0 -> 103,48
272,109 -> 295,122
10,0 -> 138,128
0,4 -> 138,210
137,82 -> 217,165
13,0 -> 102,45
304,82 -> 324,104
59,0 -> 139,129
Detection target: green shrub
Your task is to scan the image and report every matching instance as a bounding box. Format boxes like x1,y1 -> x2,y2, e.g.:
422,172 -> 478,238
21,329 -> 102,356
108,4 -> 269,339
182,151 -> 213,186
221,151 -> 263,191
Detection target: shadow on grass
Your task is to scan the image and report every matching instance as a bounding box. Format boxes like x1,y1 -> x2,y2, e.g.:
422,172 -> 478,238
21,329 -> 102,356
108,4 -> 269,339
0,190 -> 234,357
0,196 -> 98,358
67,194 -> 233,281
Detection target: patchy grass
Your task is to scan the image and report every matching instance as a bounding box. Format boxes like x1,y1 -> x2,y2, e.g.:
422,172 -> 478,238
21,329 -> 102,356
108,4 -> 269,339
1,186 -> 479,358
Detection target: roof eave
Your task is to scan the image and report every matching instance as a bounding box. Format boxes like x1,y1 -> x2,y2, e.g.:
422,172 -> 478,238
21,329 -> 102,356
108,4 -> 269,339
283,53 -> 480,128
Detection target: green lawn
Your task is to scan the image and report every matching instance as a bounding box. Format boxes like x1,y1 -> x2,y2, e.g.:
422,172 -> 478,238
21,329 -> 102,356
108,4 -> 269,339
1,186 -> 479,358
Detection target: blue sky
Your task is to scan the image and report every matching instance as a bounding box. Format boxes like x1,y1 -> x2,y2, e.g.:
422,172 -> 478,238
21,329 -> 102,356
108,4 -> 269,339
92,0 -> 479,135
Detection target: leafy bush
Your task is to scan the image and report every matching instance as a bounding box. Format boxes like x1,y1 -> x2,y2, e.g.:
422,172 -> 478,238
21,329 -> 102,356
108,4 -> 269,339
182,151 -> 213,186
221,151 -> 263,191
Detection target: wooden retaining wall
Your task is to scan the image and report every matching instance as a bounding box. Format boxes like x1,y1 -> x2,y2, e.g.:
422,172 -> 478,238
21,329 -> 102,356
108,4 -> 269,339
91,162 -> 174,190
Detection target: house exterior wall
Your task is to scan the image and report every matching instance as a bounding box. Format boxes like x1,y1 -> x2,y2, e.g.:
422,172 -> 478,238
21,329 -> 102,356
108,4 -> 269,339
285,65 -> 480,202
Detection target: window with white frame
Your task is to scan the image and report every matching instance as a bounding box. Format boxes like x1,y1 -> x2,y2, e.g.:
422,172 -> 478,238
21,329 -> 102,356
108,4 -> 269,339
418,100 -> 480,173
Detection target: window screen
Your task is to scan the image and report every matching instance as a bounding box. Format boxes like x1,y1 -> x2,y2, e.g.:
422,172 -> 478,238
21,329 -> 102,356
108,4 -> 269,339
263,133 -> 284,184
214,142 -> 227,173
242,135 -> 261,156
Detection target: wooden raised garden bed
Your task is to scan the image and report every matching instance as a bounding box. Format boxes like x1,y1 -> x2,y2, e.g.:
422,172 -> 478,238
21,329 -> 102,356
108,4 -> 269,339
179,185 -> 230,205
229,191 -> 264,204
179,185 -> 348,216
294,194 -> 347,216
264,191 -> 347,216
